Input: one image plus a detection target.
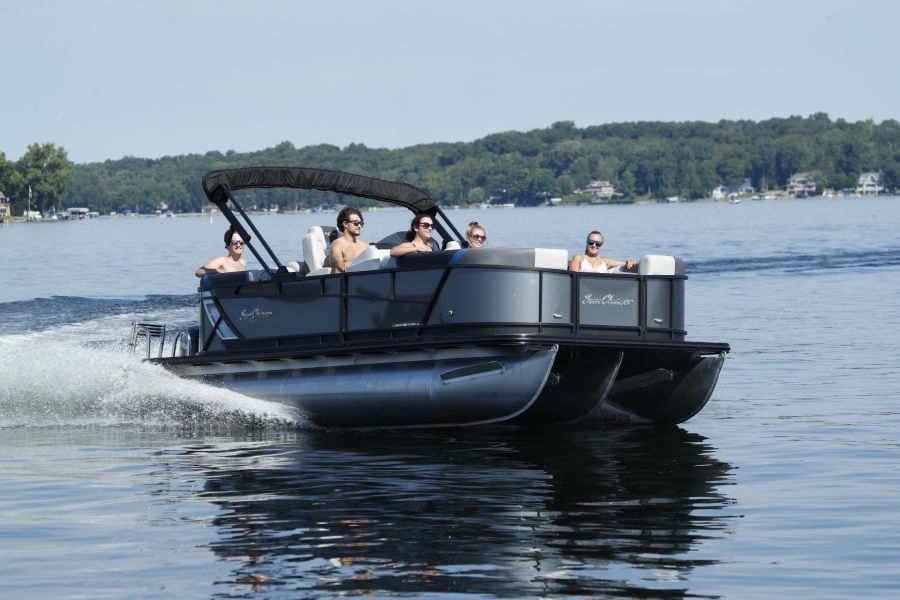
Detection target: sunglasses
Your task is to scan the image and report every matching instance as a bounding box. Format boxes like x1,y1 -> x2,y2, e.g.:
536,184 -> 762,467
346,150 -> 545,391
469,234 -> 486,242
586,240 -> 603,247
417,222 -> 435,230
345,219 -> 364,227
230,240 -> 245,247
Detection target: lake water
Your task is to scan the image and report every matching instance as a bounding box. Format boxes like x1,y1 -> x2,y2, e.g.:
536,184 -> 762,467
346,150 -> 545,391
2,196 -> 900,598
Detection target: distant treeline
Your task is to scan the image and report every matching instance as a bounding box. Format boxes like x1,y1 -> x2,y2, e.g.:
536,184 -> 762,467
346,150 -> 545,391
2,113 -> 899,215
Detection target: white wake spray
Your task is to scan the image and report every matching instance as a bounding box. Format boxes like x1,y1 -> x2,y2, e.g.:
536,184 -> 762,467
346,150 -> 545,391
0,317 -> 302,429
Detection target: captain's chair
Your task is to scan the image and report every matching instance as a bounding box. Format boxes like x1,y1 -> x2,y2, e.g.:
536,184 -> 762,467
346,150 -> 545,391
301,226 -> 331,276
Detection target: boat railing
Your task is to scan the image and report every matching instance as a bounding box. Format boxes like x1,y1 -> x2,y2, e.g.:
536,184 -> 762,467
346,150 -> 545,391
171,330 -> 192,358
129,322 -> 167,359
193,255 -> 688,356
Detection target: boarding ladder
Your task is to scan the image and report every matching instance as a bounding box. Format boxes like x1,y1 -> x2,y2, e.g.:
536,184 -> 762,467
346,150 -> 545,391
129,322 -> 195,359
129,322 -> 167,359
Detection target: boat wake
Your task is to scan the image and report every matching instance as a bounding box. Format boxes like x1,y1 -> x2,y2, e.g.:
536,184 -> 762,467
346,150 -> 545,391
0,294 -> 197,337
0,300 -> 303,430
687,247 -> 900,276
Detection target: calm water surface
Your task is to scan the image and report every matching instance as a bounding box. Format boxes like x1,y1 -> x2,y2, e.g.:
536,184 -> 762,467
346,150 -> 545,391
2,196 -> 900,598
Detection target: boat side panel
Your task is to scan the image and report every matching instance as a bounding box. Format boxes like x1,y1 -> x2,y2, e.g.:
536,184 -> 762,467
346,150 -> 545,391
540,272 -> 572,323
646,279 -> 672,330
218,296 -> 340,338
673,279 -> 685,333
577,277 -> 640,327
347,271 -> 443,330
428,269 -> 541,325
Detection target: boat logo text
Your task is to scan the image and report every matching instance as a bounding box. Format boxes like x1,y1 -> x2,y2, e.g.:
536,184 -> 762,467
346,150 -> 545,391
582,293 -> 635,306
239,307 -> 274,321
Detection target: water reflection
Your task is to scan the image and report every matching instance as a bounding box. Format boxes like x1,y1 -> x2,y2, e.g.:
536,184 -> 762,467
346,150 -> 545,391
185,427 -> 735,598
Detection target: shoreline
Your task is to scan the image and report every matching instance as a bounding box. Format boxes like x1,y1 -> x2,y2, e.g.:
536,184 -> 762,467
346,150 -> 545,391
3,192 -> 894,224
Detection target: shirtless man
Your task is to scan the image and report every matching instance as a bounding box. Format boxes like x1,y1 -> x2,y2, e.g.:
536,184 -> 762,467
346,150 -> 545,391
330,207 -> 370,273
195,226 -> 248,277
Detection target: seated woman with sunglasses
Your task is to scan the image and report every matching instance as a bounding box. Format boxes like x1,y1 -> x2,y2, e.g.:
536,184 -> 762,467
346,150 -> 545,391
463,221 -> 487,248
195,226 -> 249,277
567,230 -> 636,273
390,214 -> 439,257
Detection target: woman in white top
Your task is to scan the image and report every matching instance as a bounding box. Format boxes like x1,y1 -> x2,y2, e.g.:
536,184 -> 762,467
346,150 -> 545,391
567,230 -> 636,273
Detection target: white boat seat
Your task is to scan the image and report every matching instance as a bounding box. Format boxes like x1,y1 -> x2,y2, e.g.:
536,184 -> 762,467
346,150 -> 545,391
301,226 -> 328,273
638,255 -> 684,276
534,248 -> 568,270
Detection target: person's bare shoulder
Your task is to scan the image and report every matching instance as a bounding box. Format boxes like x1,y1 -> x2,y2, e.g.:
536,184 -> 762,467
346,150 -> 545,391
204,256 -> 227,270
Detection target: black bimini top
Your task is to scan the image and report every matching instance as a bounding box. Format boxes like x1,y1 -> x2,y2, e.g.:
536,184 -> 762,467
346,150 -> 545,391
202,167 -> 438,214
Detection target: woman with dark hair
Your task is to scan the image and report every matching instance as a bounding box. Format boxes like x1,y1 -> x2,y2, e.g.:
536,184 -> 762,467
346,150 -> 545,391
390,213 -> 437,257
195,226 -> 250,277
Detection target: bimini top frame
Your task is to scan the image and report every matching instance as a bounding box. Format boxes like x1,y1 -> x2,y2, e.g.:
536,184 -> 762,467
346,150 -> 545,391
201,167 -> 464,272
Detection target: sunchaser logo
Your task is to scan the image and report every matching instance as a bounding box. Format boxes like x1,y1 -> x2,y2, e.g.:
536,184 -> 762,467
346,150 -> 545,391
239,307 -> 274,321
582,293 -> 635,306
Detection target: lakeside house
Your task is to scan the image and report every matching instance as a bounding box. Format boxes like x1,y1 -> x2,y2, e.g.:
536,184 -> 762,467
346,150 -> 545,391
855,172 -> 884,195
0,191 -> 10,222
786,173 -> 817,197
574,180 -> 617,202
65,207 -> 90,220
711,178 -> 755,200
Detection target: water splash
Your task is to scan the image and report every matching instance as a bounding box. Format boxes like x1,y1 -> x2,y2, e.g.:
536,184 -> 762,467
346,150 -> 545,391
0,327 -> 302,430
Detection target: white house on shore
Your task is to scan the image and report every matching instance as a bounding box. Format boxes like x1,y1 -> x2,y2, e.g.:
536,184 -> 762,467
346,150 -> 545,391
711,178 -> 755,200
855,172 -> 884,195
0,191 -> 10,222
786,173 -> 817,197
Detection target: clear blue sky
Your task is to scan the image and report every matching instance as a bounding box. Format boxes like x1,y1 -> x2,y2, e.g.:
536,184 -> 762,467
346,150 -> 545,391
3,0 -> 897,164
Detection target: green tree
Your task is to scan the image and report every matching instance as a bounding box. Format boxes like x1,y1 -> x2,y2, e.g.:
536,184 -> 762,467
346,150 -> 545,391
0,151 -> 10,192
619,169 -> 636,197
10,143 -> 75,214
42,113 -> 900,212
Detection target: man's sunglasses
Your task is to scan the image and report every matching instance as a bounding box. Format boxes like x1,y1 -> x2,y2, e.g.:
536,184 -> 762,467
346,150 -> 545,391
345,219 -> 364,227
